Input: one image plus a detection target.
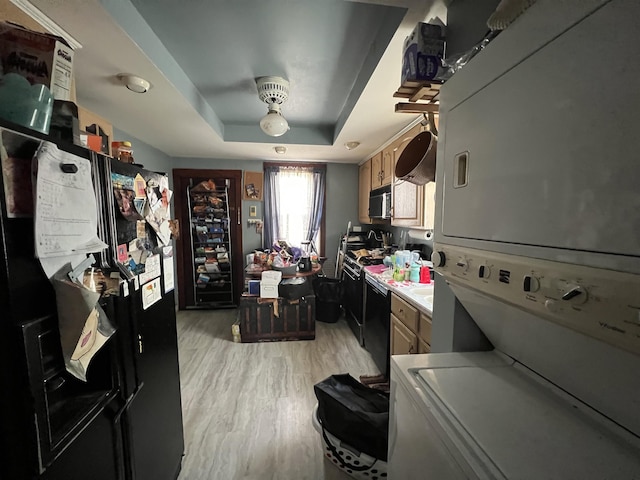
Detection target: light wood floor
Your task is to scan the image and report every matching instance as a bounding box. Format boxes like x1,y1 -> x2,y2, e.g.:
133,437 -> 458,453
176,309 -> 380,480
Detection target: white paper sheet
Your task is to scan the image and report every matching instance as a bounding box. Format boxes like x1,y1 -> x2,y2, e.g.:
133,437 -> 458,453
145,205 -> 171,246
163,246 -> 175,292
138,253 -> 160,285
141,277 -> 161,310
34,142 -> 107,259
39,253 -> 87,279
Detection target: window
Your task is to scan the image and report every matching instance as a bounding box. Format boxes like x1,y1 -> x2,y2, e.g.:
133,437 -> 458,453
263,163 -> 326,254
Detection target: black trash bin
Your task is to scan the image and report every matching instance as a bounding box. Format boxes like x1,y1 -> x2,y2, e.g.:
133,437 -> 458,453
313,277 -> 343,323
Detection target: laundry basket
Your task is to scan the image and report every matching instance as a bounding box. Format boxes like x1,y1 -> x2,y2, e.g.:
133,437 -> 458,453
312,405 -> 388,480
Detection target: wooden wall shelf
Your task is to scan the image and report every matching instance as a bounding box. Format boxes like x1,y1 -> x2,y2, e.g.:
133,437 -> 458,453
394,80 -> 441,114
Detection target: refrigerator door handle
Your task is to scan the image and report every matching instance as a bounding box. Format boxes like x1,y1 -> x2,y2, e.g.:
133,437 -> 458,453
104,156 -> 119,267
90,151 -> 111,269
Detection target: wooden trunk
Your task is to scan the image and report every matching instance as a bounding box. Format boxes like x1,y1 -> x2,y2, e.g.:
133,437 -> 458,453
239,295 -> 315,342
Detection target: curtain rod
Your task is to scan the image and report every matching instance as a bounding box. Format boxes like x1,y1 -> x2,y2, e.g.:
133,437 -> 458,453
263,161 -> 327,170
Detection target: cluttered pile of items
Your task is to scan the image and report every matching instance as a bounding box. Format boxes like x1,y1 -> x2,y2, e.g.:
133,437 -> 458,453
235,241 -> 336,344
245,240 -> 320,279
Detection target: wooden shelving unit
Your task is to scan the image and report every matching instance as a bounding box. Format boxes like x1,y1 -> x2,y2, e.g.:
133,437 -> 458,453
394,80 -> 441,114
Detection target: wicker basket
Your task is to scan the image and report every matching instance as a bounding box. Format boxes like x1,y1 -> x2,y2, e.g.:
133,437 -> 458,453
312,405 -> 388,480
395,131 -> 437,185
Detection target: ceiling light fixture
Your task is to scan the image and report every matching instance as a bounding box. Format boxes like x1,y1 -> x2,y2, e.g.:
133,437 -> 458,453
345,141 -> 360,150
118,74 -> 151,93
274,146 -> 287,154
256,76 -> 290,137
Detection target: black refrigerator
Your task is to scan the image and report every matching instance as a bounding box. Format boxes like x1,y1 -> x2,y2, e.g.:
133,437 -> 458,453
0,119 -> 184,480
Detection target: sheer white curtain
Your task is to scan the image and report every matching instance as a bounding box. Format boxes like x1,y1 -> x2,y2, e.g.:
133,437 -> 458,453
263,164 -> 325,251
275,168 -> 315,248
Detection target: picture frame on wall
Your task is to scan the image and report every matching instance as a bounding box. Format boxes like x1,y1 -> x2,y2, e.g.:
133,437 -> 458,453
243,171 -> 263,201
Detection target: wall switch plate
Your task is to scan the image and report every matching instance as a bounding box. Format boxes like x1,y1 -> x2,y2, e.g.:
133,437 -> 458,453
249,206 -> 257,217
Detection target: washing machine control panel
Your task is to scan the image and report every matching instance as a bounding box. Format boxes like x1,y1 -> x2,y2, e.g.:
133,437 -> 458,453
433,244 -> 640,356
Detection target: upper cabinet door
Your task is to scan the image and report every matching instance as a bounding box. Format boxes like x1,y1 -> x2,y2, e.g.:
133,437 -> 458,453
370,151 -> 383,189
358,159 -> 372,224
380,147 -> 393,187
371,149 -> 393,188
392,125 -> 424,227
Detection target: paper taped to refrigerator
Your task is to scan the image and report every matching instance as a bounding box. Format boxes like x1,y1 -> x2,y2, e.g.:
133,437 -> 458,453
141,277 -> 161,310
163,246 -> 174,292
52,264 -> 116,382
34,142 -> 107,258
138,253 -> 160,285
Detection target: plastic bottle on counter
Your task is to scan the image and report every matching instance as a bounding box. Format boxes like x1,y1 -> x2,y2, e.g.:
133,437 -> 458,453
410,263 -> 421,283
420,266 -> 431,284
393,267 -> 405,281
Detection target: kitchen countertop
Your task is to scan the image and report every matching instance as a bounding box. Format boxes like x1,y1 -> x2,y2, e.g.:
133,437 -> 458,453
364,265 -> 434,315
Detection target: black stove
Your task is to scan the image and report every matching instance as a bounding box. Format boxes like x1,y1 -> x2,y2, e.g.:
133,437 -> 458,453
341,254 -> 365,345
342,251 -> 383,346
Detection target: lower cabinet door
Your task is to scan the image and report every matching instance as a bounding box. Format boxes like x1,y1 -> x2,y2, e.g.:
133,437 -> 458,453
418,338 -> 431,354
418,312 -> 432,346
391,314 -> 418,355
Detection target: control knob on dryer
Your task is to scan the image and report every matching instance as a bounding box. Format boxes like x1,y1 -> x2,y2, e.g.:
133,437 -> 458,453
431,251 -> 446,267
478,265 -> 491,279
561,284 -> 588,304
523,275 -> 540,292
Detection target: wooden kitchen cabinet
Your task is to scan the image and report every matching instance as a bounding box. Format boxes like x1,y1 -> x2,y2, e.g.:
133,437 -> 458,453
422,182 -> 436,230
418,338 -> 431,354
371,149 -> 392,189
362,119 -> 437,229
391,293 -> 419,332
418,312 -> 432,347
390,292 -> 432,355
391,314 -> 418,355
391,125 -> 424,227
358,159 -> 372,224
390,293 -> 421,355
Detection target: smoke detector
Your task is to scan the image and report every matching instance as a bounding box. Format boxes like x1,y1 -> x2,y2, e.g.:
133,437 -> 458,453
256,76 -> 290,137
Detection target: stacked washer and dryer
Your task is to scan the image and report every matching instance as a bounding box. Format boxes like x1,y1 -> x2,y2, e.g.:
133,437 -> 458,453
388,1 -> 640,478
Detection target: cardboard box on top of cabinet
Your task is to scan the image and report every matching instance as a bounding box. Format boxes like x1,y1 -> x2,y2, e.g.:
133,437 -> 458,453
78,105 -> 113,156
260,270 -> 282,299
401,22 -> 445,84
0,21 -> 74,100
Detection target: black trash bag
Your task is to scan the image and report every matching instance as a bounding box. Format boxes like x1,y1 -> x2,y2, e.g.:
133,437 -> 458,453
313,277 -> 343,301
313,277 -> 343,323
278,277 -> 314,300
314,374 -> 389,462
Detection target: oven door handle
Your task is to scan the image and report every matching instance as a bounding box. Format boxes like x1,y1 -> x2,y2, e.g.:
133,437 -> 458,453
343,264 -> 360,281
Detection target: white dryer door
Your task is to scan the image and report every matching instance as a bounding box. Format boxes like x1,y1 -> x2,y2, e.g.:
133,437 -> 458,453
440,0 -> 640,257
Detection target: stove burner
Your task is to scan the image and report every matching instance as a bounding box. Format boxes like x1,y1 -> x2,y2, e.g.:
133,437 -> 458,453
360,257 -> 384,266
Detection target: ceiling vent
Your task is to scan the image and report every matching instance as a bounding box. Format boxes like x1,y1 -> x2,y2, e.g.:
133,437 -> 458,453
256,76 -> 290,137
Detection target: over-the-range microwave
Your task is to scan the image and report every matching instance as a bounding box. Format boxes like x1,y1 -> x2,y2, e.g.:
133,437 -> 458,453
369,186 -> 391,219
